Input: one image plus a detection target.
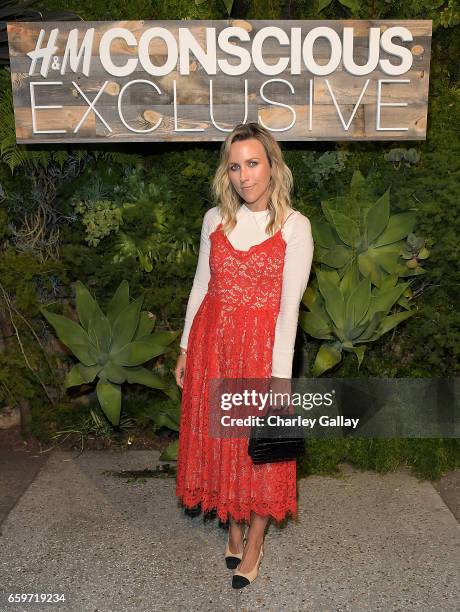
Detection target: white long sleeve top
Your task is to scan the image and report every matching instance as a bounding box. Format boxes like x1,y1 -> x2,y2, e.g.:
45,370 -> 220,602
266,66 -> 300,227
180,203 -> 314,378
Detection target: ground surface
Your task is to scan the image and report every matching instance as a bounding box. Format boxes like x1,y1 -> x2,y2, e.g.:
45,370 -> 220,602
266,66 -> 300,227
0,438 -> 458,612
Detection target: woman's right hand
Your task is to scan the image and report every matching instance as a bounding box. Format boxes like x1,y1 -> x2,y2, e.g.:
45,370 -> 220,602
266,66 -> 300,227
175,353 -> 187,389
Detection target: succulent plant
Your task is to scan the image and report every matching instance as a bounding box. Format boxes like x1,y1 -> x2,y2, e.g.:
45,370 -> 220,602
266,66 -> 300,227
40,280 -> 180,426
400,233 -> 430,270
299,262 -> 416,376
311,170 -> 424,287
384,147 -> 421,168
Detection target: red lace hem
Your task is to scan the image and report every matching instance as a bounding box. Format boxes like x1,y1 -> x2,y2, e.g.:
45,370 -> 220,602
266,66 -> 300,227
176,489 -> 298,524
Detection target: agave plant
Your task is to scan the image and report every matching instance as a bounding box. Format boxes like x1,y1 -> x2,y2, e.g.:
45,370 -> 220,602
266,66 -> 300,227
40,280 -> 180,426
311,170 -> 424,287
299,263 -> 416,376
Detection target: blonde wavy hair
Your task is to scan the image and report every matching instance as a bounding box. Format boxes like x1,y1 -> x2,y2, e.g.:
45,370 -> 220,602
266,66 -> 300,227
211,122 -> 294,237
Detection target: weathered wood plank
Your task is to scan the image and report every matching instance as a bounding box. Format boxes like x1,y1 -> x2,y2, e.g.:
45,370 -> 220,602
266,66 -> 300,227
7,19 -> 432,143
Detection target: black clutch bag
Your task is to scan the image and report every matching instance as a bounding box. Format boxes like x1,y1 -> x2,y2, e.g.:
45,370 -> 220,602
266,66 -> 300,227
248,403 -> 305,464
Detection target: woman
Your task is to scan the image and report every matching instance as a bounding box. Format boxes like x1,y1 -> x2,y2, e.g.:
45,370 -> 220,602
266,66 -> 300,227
174,122 -> 314,589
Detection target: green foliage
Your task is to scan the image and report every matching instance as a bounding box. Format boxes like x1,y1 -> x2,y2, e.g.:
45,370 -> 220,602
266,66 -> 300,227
66,160 -> 204,272
0,69 -> 52,173
292,150 -> 350,191
312,170 -> 425,285
123,393 -> 181,458
298,438 -> 459,481
195,0 -> 235,16
300,263 -> 415,375
74,199 -> 124,247
40,280 -> 180,426
296,0 -> 460,31
0,0 -> 458,472
439,0 -> 460,27
48,404 -> 136,454
0,249 -> 66,314
35,0 -> 227,20
316,0 -> 360,16
124,393 -> 180,433
400,233 -> 431,270
0,350 -> 42,409
384,147 -> 421,168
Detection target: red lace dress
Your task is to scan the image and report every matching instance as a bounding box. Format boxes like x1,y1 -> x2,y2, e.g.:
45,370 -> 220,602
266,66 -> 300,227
175,219 -> 297,524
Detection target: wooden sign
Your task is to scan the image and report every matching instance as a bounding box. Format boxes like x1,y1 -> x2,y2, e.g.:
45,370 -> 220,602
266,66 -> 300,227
7,20 -> 432,143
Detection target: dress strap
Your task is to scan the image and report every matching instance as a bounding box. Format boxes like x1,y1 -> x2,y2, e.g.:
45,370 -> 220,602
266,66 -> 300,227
281,210 -> 296,229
